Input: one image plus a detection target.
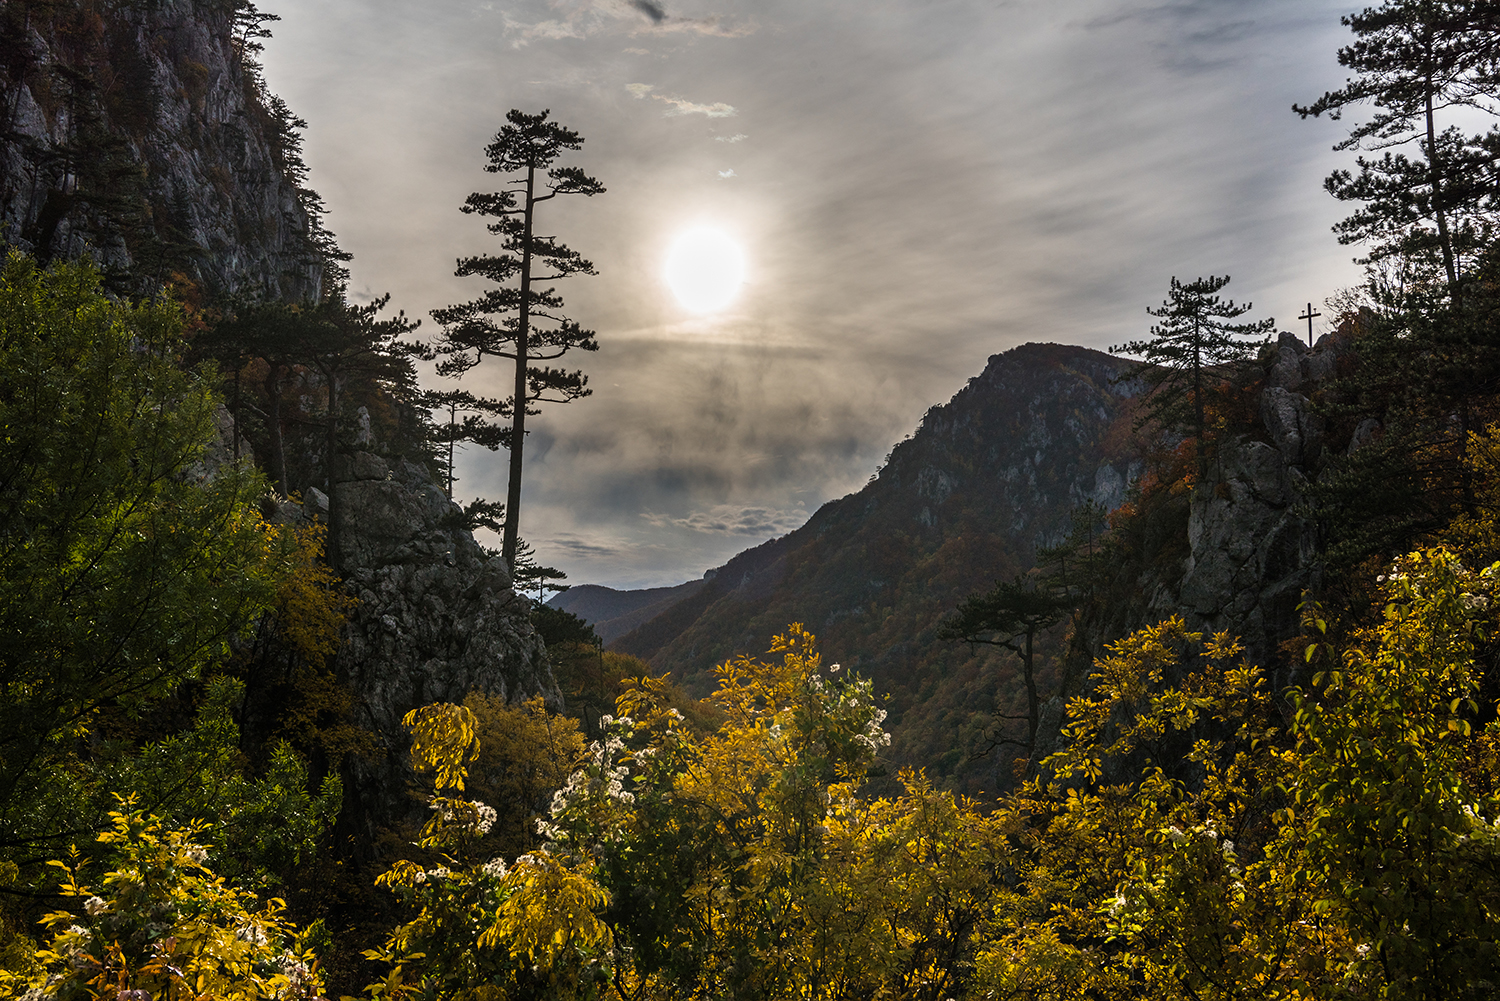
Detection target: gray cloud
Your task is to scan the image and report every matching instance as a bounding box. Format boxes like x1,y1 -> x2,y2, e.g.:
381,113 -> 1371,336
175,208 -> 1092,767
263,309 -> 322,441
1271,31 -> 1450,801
628,0 -> 667,24
643,504 -> 809,536
262,0 -> 1365,587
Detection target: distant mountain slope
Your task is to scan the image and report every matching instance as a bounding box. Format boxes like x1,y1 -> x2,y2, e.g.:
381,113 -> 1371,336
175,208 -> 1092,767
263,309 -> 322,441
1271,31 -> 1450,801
548,580 -> 707,643
611,342 -> 1141,793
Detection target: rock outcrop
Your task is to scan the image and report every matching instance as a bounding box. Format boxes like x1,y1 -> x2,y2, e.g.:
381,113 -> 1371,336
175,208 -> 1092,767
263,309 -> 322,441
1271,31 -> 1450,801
325,450 -> 555,849
0,0 -> 322,298
1165,331 -> 1343,678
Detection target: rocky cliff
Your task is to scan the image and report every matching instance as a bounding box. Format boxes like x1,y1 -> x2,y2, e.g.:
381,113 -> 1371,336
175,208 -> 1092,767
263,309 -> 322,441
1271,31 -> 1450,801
0,0 -> 323,298
1,0 -> 559,849
317,447 -> 554,850
259,440 -> 554,854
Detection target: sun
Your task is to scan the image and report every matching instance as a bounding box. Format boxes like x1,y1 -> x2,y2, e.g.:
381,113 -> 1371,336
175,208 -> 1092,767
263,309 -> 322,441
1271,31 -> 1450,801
664,227 -> 746,313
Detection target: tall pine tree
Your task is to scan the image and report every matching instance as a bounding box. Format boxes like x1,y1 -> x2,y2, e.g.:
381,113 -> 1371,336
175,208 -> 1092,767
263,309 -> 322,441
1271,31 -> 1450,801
1293,0 -> 1500,297
430,109 -> 605,569
1111,275 -> 1273,476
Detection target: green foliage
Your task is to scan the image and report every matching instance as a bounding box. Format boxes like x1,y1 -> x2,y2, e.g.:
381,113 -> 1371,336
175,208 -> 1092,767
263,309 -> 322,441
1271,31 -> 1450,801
106,676 -> 341,895
972,549 -> 1500,1000
0,250 -> 302,864
365,700 -> 607,1001
0,798 -> 326,1001
532,606 -> 599,651
1291,549 -> 1500,997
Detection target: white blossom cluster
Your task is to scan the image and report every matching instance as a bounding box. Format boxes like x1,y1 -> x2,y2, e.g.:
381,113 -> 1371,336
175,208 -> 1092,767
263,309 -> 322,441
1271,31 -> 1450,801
274,949 -> 318,1000
234,916 -> 269,947
536,729 -> 636,845
428,797 -> 498,835
856,707 -> 891,753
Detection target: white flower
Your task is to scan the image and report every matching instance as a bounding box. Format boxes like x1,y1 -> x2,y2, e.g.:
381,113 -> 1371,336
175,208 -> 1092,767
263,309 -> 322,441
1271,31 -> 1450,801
83,896 -> 108,917
480,858 -> 509,879
471,801 -> 497,835
186,847 -> 209,866
1164,826 -> 1187,845
828,663 -> 841,673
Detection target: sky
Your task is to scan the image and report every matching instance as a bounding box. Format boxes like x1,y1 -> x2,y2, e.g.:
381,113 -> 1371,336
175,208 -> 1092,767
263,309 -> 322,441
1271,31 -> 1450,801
260,0 -> 1369,590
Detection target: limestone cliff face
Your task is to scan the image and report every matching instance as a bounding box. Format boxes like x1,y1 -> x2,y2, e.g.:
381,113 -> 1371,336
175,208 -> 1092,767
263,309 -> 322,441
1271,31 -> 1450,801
1166,331 -> 1344,677
334,449 -> 554,740
3,1 -> 560,845
0,0 -> 321,298
311,413 -> 557,846
268,447 -> 555,851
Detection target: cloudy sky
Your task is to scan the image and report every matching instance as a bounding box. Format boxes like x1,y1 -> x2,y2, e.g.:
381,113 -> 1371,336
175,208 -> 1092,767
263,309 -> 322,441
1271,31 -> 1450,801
261,0 -> 1367,589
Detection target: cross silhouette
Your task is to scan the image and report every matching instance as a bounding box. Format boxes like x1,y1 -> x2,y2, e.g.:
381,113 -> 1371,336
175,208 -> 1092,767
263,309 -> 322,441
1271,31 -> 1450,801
1298,302 -> 1322,347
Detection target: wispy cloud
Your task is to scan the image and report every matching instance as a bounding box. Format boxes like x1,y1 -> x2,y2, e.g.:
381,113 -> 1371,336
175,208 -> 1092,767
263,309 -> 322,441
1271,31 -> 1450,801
718,168 -> 737,179
647,16 -> 756,37
547,533 -> 626,557
715,133 -> 748,143
626,82 -> 654,98
653,93 -> 737,117
643,504 -> 809,537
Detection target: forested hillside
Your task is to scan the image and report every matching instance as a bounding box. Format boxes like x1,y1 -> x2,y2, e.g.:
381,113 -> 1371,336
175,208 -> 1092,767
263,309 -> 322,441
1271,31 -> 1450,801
611,342 -> 1139,793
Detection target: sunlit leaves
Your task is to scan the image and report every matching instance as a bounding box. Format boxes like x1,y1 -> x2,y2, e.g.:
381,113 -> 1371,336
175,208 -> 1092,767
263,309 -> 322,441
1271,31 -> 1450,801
403,703 -> 480,794
0,798 -> 326,1001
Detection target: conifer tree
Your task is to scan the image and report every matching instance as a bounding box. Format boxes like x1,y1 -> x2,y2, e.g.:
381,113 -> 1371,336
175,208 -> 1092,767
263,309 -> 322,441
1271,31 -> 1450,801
1293,0 -> 1500,296
940,577 -> 1068,754
1112,275 -> 1273,475
431,109 -> 605,569
423,388 -> 513,500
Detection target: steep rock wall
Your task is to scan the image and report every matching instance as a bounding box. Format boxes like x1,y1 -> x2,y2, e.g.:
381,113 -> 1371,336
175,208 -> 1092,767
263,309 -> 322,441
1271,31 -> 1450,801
269,448 -> 555,853
0,0 -> 321,298
1036,328 -> 1356,764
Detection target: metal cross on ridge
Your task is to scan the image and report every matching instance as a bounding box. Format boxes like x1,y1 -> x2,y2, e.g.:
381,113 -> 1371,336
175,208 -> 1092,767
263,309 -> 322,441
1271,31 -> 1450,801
1298,302 -> 1322,347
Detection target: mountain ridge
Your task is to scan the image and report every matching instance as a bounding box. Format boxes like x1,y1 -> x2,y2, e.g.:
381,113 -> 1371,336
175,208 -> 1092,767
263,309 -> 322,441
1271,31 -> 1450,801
607,341 -> 1142,791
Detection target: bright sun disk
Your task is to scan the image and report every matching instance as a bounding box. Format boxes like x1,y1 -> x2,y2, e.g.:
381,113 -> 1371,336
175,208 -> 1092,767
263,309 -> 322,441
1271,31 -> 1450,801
664,227 -> 745,313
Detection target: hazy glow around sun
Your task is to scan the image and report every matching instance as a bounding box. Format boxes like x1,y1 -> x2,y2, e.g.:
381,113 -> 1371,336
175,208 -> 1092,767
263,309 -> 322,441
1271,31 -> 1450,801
664,227 -> 746,313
